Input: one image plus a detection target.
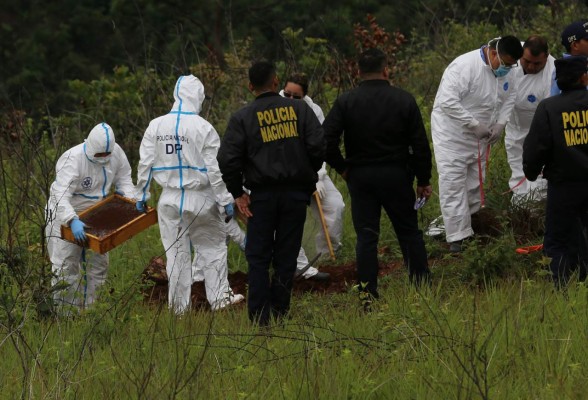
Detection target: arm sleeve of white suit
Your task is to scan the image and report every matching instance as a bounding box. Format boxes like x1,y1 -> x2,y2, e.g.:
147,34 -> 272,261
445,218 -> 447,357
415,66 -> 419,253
203,124 -> 233,206
523,101 -> 551,181
312,103 -> 325,124
50,150 -> 79,224
549,69 -> 560,97
436,62 -> 480,129
304,95 -> 326,124
112,145 -> 135,198
317,162 -> 328,179
134,124 -> 156,202
496,78 -> 517,126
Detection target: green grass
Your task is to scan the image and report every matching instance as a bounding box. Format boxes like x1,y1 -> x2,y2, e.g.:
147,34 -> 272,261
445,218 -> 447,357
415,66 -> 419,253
4,136 -> 578,399
2,266 -> 588,399
2,52 -> 583,397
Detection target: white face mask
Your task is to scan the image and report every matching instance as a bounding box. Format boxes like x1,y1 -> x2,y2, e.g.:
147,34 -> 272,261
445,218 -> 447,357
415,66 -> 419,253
93,155 -> 111,165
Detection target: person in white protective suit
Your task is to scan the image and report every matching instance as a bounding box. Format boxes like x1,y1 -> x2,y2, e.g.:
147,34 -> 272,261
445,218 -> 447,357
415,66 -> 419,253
279,73 -> 345,280
191,200 -> 246,282
135,74 -> 244,314
505,36 -> 554,203
431,36 -> 523,252
45,122 -> 135,312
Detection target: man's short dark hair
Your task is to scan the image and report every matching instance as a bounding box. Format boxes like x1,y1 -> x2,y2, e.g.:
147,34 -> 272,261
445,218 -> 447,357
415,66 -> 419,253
489,36 -> 524,60
249,61 -> 276,90
523,35 -> 549,57
358,48 -> 387,74
285,73 -> 309,95
555,55 -> 587,90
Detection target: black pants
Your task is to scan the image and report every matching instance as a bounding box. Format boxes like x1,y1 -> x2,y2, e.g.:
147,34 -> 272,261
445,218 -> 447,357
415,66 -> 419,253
544,181 -> 588,285
245,189 -> 309,325
346,164 -> 430,298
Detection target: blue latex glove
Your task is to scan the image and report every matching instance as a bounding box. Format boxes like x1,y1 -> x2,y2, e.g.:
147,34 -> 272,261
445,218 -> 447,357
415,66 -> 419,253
136,201 -> 146,213
114,190 -> 124,196
70,218 -> 86,244
224,203 -> 234,223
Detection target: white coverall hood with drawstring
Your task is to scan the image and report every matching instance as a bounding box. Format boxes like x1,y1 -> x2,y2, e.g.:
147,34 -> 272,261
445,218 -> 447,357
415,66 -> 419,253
135,75 -> 236,313
505,55 -> 554,202
135,74 -> 232,206
431,48 -> 518,242
85,123 -> 114,164
47,122 -> 135,225
45,122 -> 135,311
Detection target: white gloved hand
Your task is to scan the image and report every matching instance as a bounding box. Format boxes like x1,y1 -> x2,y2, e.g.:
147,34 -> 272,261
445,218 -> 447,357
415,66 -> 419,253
488,123 -> 505,145
469,124 -> 490,140
315,180 -> 326,199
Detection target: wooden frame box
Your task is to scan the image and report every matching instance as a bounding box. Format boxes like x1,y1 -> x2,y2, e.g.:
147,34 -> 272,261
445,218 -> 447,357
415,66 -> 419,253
61,194 -> 158,254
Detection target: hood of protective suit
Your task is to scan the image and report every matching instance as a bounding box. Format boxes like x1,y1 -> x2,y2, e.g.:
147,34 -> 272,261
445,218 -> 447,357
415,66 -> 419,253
84,122 -> 115,164
171,75 -> 205,114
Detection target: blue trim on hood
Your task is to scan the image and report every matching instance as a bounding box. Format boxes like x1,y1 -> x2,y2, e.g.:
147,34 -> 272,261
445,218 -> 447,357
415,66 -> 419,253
101,122 -> 111,152
174,77 -> 186,216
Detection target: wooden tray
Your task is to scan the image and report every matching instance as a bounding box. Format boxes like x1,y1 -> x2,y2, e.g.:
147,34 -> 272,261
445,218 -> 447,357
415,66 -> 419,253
61,194 -> 158,254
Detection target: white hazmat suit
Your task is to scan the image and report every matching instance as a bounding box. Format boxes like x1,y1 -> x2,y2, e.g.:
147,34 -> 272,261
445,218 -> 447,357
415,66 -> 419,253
279,90 -> 345,276
45,122 -> 135,311
431,47 -> 518,242
505,56 -> 554,202
135,75 -> 241,313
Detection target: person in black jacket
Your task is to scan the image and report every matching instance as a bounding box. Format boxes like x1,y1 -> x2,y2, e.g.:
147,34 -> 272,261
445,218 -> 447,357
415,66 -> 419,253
523,55 -> 588,286
218,61 -> 325,325
323,48 -> 433,304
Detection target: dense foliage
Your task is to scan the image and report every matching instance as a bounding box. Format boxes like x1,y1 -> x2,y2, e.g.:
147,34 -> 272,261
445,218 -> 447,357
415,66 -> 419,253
0,0 -> 559,116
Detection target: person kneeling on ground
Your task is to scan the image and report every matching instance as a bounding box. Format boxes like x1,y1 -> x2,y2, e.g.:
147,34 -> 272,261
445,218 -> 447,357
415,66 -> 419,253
45,122 -> 135,314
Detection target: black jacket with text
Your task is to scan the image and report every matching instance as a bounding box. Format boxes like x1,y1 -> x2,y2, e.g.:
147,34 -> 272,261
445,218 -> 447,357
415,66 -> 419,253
523,88 -> 588,183
218,92 -> 325,198
323,79 -> 432,186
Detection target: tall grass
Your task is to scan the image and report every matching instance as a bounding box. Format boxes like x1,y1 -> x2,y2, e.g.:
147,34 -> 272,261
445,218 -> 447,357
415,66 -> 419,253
2,267 -> 588,399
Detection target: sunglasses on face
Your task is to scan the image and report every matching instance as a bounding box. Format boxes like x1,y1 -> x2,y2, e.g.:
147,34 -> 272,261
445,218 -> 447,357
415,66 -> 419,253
283,91 -> 302,99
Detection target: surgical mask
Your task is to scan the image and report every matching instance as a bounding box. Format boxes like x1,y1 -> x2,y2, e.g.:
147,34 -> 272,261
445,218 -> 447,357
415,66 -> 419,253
93,155 -> 111,165
492,65 -> 511,77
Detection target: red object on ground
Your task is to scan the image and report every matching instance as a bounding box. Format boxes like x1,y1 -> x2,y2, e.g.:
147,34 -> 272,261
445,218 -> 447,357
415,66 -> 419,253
515,244 -> 543,254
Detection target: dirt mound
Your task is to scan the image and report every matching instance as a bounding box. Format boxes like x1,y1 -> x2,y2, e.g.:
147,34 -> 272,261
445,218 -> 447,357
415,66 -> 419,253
142,256 -> 402,309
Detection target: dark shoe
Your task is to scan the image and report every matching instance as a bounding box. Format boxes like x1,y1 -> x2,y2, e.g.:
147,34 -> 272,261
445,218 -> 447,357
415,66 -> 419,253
357,288 -> 378,313
363,299 -> 373,313
449,240 -> 464,253
306,271 -> 330,281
